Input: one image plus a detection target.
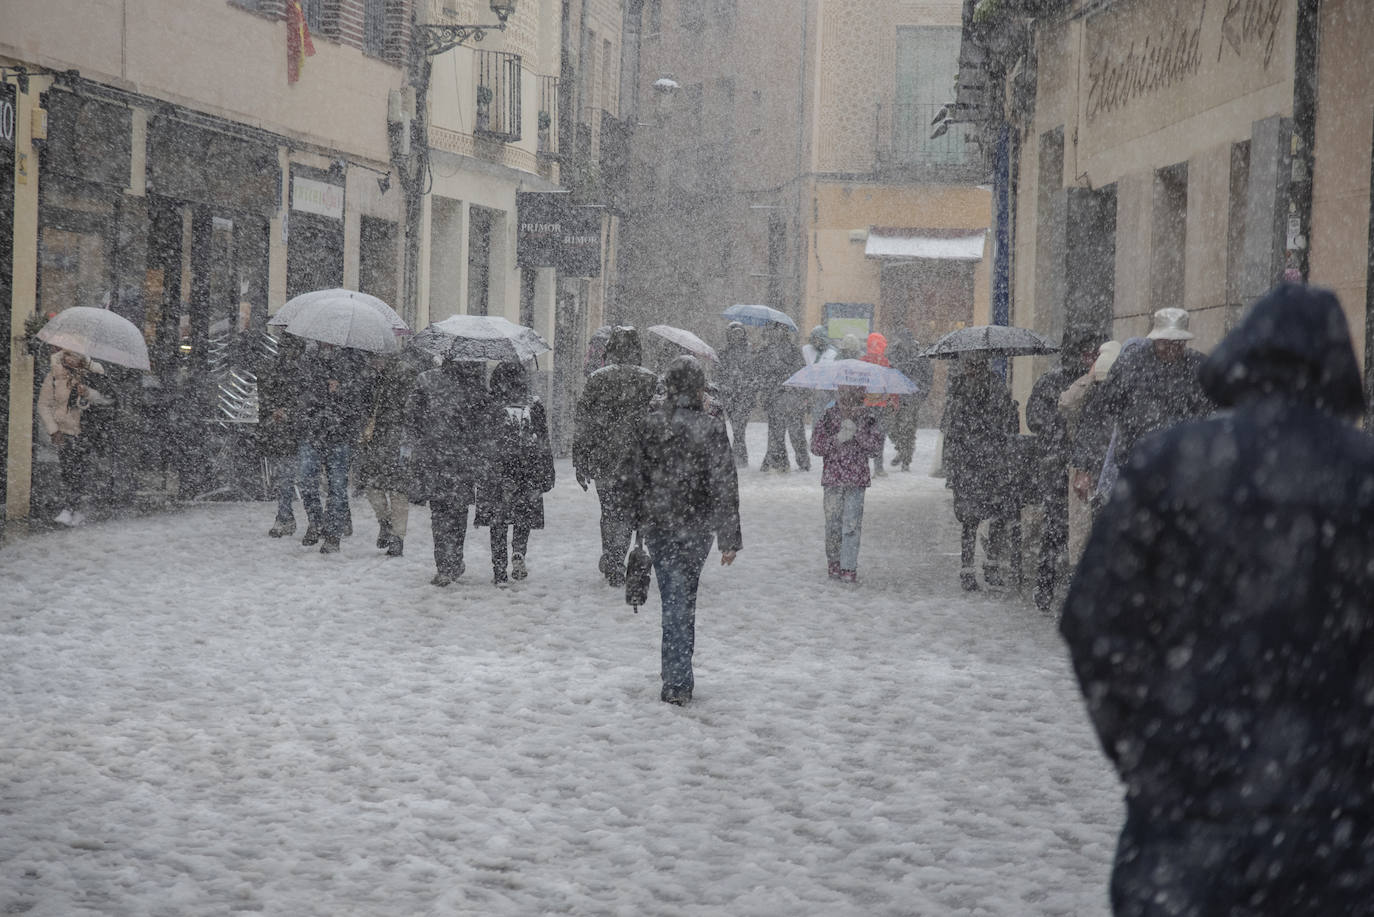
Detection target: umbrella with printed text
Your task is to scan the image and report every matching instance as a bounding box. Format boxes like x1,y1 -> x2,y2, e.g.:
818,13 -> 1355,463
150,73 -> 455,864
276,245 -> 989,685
782,358 -> 922,394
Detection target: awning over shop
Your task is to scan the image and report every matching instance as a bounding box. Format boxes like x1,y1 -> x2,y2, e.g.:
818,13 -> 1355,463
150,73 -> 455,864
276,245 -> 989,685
864,228 -> 987,261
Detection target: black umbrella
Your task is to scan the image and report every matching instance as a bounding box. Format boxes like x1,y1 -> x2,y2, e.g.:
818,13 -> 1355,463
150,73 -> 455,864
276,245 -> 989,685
922,325 -> 1058,359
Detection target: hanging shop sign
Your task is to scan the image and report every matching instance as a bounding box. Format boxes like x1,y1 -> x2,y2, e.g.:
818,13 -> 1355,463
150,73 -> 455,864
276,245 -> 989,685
292,174 -> 344,220
517,191 -> 603,277
0,84 -> 15,152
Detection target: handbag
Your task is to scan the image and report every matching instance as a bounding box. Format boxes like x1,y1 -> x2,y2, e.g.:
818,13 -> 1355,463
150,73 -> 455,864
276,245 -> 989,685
625,532 -> 652,612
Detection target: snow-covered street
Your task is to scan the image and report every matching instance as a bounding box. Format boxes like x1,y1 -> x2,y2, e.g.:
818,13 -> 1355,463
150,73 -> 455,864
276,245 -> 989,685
1,428 -> 1121,916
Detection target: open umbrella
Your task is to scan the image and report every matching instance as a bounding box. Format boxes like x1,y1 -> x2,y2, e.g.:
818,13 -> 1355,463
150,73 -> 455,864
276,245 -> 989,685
411,314 -> 550,362
269,288 -> 409,334
922,324 -> 1057,359
722,304 -> 799,331
283,296 -> 399,353
647,324 -> 718,363
37,306 -> 151,371
782,358 -> 922,394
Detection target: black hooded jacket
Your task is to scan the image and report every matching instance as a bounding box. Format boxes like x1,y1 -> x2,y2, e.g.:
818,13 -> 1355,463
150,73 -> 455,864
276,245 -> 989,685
1061,284 -> 1374,827
573,327 -> 660,480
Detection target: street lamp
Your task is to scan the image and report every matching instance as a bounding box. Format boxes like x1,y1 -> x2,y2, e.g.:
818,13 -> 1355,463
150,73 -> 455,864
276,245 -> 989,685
413,0 -> 518,57
396,0 -> 518,327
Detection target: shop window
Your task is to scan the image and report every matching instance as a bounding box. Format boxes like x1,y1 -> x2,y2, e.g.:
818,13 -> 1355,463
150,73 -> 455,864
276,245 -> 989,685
359,216 -> 399,309
1151,163 -> 1188,313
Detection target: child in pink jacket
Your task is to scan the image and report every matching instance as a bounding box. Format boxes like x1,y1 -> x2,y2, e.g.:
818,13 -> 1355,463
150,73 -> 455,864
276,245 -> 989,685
810,385 -> 884,583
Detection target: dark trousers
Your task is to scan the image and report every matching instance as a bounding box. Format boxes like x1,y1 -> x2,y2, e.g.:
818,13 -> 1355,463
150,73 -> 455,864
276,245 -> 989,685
960,518 -> 1008,571
1036,494 -> 1069,604
430,499 -> 470,577
762,393 -> 808,470
57,435 -> 93,509
490,523 -> 531,576
890,397 -> 924,467
728,414 -> 749,466
595,479 -> 634,574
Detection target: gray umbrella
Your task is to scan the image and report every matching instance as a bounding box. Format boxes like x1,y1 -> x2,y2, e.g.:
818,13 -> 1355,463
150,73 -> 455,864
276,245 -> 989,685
922,325 -> 1058,359
411,314 -> 551,362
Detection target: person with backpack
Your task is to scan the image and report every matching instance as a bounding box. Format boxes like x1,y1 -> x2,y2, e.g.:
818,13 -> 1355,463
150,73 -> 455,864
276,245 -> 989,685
572,326 -> 660,586
475,362 -> 556,586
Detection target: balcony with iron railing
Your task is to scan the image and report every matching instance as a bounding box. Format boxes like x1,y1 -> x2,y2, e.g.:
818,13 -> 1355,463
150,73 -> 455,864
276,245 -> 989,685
536,74 -> 560,157
474,49 -> 522,143
877,101 -> 983,181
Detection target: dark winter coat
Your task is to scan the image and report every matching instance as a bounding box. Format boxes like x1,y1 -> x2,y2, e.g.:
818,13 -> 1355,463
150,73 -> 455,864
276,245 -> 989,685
1025,364 -> 1077,502
257,345 -> 303,457
941,362 -> 1019,522
475,398 -> 556,530
297,347 -> 373,448
572,328 -> 660,481
717,329 -> 756,421
404,363 -> 499,504
810,403 -> 884,487
752,334 -> 804,410
626,400 -> 743,552
1072,339 -> 1212,471
1060,284 -> 1374,912
358,351 -> 424,491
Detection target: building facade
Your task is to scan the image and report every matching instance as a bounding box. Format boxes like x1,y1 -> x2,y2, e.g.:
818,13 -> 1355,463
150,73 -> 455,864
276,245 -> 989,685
953,0 -> 1374,418
615,0 -> 992,403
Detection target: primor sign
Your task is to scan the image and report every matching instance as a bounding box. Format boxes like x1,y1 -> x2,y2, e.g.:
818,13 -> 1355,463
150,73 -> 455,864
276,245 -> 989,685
517,192 -> 603,277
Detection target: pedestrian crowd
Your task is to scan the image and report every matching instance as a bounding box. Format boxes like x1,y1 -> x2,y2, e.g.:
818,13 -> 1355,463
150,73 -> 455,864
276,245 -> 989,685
34,279 -> 1374,908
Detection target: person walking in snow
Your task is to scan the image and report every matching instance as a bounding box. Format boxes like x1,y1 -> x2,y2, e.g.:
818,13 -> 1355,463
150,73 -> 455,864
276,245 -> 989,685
258,334 -> 308,538
573,326 -> 661,587
358,348 -> 426,557
885,329 -> 932,472
859,332 -> 897,477
800,324 -> 837,431
717,321 -> 757,467
295,342 -> 372,554
1024,330 -> 1103,612
1061,283 -> 1374,916
405,357 -> 499,587
37,349 -> 111,527
1059,339 -> 1121,566
810,384 -> 884,583
626,356 -> 742,706
755,323 -> 808,472
942,355 -> 1019,591
475,362 -> 555,586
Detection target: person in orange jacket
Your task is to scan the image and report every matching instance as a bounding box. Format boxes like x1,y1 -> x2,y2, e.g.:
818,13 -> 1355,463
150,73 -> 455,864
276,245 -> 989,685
860,332 -> 898,476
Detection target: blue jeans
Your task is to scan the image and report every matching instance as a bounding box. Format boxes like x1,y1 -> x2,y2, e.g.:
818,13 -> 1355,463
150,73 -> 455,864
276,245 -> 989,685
299,442 -> 351,537
268,453 -> 298,522
644,530 -> 715,694
823,485 -> 866,571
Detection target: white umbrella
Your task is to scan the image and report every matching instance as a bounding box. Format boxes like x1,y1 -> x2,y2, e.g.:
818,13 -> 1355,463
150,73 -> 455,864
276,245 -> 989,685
283,296 -> 399,353
269,288 -> 409,334
411,314 -> 551,362
647,324 -> 718,363
37,306 -> 151,371
782,358 -> 922,394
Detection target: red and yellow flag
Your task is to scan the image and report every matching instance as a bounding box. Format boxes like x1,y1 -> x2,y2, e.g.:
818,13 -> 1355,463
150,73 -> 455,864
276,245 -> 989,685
286,0 -> 316,84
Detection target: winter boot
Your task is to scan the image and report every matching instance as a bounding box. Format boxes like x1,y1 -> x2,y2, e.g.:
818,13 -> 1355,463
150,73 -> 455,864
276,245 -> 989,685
431,572 -> 453,587
983,563 -> 1005,588
376,520 -> 393,549
269,517 -> 296,538
301,523 -> 321,546
385,535 -> 404,557
960,567 -> 980,591
827,561 -> 841,580
320,535 -> 341,554
510,553 -> 528,581
839,570 -> 858,585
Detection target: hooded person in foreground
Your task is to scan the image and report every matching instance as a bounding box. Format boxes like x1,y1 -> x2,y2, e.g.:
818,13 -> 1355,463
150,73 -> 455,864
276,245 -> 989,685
1060,283 -> 1374,916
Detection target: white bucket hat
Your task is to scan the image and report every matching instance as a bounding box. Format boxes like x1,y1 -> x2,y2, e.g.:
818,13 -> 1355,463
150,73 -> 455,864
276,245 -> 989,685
1146,307 -> 1194,341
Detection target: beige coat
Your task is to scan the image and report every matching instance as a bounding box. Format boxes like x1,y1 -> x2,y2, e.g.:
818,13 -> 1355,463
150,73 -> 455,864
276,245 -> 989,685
37,352 -> 109,438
